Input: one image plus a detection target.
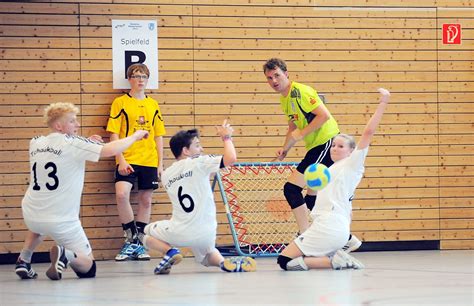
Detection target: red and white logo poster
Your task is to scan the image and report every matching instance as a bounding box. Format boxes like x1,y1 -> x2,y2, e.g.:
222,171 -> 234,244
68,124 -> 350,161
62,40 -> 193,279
443,24 -> 461,45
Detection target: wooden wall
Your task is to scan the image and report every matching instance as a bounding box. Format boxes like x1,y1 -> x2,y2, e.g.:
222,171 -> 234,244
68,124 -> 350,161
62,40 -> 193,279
0,1 -> 472,261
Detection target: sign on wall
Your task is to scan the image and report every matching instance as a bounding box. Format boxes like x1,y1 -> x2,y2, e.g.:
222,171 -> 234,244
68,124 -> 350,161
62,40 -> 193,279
112,20 -> 158,89
442,24 -> 462,45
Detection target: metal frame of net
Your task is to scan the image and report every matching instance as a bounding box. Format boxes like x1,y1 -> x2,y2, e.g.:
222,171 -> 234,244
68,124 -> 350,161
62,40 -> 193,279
214,162 -> 299,257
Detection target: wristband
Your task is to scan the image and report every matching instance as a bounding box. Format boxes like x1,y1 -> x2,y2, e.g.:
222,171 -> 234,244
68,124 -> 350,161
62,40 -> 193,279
222,135 -> 232,141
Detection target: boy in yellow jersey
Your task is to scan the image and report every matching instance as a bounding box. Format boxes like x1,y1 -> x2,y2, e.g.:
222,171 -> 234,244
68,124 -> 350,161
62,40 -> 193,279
106,63 -> 166,261
263,58 -> 361,252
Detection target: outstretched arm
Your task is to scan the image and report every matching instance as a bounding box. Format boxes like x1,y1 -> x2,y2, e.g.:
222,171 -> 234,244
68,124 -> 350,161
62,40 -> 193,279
357,88 -> 390,150
215,119 -> 237,167
100,130 -> 149,158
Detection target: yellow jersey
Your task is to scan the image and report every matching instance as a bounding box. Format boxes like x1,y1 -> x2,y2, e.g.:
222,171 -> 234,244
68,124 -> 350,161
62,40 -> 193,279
106,94 -> 166,167
280,82 -> 339,150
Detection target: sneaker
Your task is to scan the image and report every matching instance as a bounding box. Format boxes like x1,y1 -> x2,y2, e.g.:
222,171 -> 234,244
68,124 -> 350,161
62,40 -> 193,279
115,242 -> 140,261
331,250 -> 364,270
154,248 -> 183,275
46,245 -> 69,280
15,258 -> 38,280
221,256 -> 257,272
342,235 -> 362,253
132,244 -> 151,261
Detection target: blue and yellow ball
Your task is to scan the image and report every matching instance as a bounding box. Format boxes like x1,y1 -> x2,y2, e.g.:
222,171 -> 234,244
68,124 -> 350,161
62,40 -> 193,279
304,163 -> 331,191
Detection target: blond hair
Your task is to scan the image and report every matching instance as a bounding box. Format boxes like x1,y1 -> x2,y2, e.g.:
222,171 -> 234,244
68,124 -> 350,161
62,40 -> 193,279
335,134 -> 356,150
44,102 -> 79,127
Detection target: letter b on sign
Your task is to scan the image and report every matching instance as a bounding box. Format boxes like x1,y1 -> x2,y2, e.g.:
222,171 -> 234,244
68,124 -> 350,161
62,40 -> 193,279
125,50 -> 146,78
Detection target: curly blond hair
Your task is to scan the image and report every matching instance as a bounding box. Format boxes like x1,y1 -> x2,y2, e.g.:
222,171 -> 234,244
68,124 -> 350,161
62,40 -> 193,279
44,102 -> 79,127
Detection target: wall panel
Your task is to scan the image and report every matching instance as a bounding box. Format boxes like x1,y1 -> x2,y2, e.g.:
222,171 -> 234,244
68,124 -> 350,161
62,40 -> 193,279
0,1 -> 472,262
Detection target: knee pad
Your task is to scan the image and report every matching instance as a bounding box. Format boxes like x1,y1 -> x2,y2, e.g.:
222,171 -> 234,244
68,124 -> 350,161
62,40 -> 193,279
304,194 -> 317,211
277,255 -> 292,271
283,183 -> 305,209
74,261 -> 96,278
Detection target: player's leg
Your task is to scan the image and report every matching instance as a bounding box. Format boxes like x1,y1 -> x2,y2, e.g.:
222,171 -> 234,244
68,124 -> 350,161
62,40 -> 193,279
200,248 -> 225,267
46,221 -> 97,280
15,230 -> 44,279
194,239 -> 257,273
286,141 -> 333,234
134,188 -> 153,260
114,175 -> 138,261
278,241 -> 311,271
288,145 -> 330,231
285,171 -> 309,233
279,240 -> 334,271
279,218 -> 356,271
134,165 -> 160,261
143,221 -> 182,274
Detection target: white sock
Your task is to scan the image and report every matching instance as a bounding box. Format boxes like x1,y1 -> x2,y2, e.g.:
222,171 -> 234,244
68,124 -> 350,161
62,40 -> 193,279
19,249 -> 33,263
65,249 -> 76,262
287,256 -> 309,271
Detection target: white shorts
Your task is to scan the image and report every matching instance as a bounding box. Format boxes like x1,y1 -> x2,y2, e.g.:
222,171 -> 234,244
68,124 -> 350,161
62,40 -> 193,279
294,214 -> 349,257
145,220 -> 217,264
24,219 -> 92,256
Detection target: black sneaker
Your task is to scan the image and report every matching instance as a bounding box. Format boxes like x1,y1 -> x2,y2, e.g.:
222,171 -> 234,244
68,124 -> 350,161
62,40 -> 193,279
46,245 -> 69,280
15,258 -> 38,279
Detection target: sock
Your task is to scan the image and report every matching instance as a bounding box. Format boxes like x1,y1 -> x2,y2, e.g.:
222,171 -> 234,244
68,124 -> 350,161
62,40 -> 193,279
135,222 -> 147,244
135,221 -> 147,234
122,221 -> 137,242
64,249 -> 77,263
287,256 -> 309,271
19,249 -> 34,263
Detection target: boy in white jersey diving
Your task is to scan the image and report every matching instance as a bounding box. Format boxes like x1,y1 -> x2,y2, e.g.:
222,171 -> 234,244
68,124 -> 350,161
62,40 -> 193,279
142,120 -> 257,274
277,88 -> 390,271
15,102 -> 149,280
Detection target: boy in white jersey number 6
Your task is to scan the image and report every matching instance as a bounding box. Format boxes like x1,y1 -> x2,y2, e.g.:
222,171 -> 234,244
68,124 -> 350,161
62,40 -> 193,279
142,120 -> 257,274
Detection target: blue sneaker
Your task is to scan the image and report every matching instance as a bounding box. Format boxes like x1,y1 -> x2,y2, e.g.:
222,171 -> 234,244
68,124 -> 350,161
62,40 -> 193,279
221,256 -> 257,272
132,244 -> 151,261
115,242 -> 140,261
154,248 -> 182,275
15,258 -> 38,280
46,245 -> 69,280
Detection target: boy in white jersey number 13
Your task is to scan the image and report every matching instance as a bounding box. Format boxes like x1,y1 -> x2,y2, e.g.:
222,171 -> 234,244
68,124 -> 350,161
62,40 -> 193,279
15,102 -> 149,281
142,120 -> 257,274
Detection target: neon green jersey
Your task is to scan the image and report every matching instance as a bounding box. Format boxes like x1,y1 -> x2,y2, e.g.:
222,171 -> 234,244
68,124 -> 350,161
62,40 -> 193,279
106,94 -> 166,167
280,81 -> 339,150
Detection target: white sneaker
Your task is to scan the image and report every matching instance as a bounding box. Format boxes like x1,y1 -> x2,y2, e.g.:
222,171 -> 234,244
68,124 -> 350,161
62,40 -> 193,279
342,235 -> 362,253
331,250 -> 364,270
286,256 -> 308,271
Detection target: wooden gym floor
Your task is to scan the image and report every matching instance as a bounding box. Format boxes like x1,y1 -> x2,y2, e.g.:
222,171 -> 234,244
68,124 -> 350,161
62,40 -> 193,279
0,250 -> 472,306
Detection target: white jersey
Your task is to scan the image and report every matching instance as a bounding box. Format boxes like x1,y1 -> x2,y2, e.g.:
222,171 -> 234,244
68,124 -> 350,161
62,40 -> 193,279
161,154 -> 222,241
311,147 -> 369,222
22,133 -> 103,222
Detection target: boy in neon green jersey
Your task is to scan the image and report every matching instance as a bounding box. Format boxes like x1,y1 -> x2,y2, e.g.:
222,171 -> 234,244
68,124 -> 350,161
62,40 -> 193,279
264,58 -> 361,253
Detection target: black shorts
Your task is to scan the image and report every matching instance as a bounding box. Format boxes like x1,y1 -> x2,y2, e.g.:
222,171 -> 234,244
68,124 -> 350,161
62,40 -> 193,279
114,164 -> 159,190
296,137 -> 334,174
